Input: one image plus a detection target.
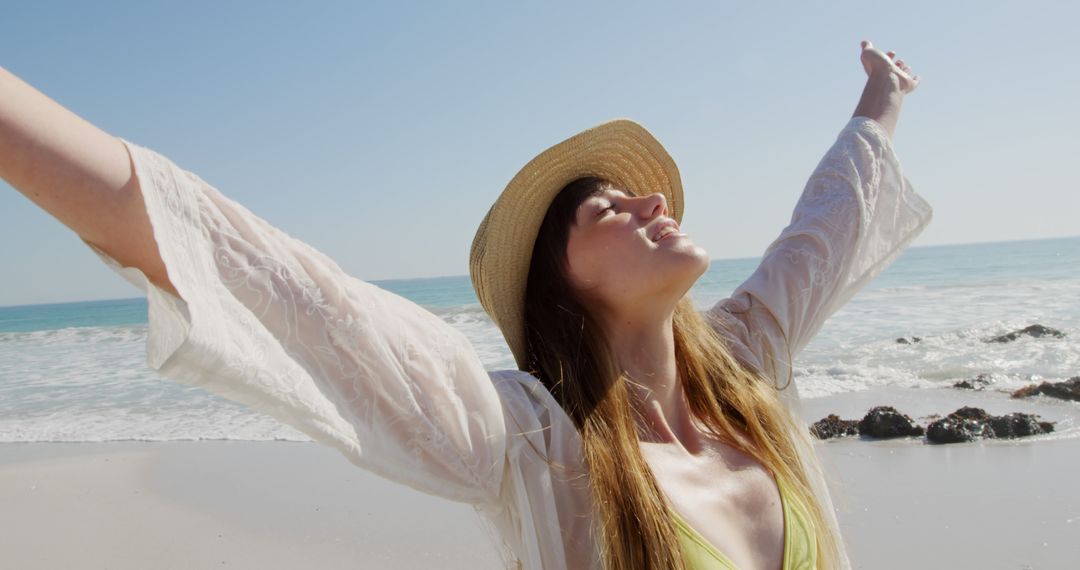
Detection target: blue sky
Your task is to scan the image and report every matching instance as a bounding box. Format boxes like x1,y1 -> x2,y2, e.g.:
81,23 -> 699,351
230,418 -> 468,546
2,1 -> 1077,307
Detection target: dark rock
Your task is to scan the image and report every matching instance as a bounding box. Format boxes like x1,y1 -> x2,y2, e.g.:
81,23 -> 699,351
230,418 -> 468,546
1038,376 -> 1080,401
811,405 -> 1056,444
1012,385 -> 1040,398
985,324 -> 1066,343
926,416 -> 994,443
926,406 -> 1054,444
950,406 -> 992,421
896,336 -> 923,344
989,413 -> 1053,438
1011,376 -> 1080,402
953,373 -> 993,390
858,406 -> 925,439
810,414 -> 860,439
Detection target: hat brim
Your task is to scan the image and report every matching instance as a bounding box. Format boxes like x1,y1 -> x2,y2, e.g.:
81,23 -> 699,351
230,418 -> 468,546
469,119 -> 684,371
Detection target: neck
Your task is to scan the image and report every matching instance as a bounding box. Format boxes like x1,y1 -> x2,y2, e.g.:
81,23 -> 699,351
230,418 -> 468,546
600,308 -> 705,454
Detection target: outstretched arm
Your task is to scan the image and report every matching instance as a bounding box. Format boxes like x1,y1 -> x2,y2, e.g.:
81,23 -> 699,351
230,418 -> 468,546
3,64 -> 510,508
852,39 -> 919,139
0,65 -> 175,295
705,41 -> 932,400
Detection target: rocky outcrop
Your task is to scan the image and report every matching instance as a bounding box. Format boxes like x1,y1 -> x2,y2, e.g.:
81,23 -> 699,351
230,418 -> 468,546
811,405 -> 1056,443
985,324 -> 1066,343
1011,376 -> 1080,402
990,413 -> 1055,438
925,406 -> 1054,444
810,414 -> 860,439
857,406 -> 925,439
896,336 -> 923,344
926,416 -> 993,443
953,373 -> 994,390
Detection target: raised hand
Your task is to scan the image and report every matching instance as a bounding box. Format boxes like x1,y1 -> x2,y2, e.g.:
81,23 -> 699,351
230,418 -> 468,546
859,39 -> 919,94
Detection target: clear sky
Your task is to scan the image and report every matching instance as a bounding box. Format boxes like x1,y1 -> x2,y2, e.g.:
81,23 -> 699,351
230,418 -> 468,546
2,1 -> 1077,307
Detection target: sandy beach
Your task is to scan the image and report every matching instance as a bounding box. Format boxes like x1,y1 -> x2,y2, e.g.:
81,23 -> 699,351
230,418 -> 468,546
0,440 -> 502,569
2,415 -> 1077,570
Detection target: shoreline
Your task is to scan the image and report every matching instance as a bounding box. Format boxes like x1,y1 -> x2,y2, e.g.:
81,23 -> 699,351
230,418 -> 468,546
2,436 -> 1078,569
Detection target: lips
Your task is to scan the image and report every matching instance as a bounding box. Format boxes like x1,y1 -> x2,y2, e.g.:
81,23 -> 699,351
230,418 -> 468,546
651,219 -> 681,242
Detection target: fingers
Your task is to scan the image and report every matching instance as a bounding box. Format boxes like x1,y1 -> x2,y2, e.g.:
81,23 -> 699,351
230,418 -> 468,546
863,40 -> 900,64
860,40 -> 919,91
880,46 -> 908,71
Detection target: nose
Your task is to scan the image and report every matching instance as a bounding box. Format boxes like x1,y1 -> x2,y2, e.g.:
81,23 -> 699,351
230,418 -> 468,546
638,192 -> 668,220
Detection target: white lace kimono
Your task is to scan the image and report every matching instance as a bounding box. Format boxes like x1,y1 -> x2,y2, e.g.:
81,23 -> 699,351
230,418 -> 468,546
83,116 -> 932,570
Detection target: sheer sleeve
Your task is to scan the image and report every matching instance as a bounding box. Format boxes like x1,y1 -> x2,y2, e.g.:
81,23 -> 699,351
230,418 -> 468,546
81,139 -> 507,507
705,116 -> 933,396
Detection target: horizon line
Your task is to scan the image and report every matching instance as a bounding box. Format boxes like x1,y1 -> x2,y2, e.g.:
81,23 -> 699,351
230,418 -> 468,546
1,233 -> 1077,310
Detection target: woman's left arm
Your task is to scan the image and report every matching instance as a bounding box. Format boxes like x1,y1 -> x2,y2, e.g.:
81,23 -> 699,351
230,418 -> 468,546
852,39 -> 920,138
704,41 -> 931,395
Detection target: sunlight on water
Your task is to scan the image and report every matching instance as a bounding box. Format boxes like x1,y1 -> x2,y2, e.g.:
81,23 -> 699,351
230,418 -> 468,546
1,236 -> 1077,442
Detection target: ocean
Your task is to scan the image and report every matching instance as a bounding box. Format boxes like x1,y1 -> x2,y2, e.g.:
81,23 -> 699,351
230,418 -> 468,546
1,235 -> 1078,443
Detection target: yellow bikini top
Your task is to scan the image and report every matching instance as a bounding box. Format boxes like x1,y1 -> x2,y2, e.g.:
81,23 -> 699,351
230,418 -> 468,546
673,474 -> 817,569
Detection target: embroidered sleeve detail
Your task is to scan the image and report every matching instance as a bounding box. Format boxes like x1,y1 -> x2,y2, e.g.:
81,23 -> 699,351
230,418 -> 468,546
82,139 -> 508,507
705,116 -> 933,393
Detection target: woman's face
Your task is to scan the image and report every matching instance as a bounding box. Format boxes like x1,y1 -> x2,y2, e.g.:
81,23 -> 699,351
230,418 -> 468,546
565,186 -> 710,317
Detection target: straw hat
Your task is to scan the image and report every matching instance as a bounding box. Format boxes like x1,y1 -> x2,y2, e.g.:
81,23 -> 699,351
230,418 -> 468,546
469,119 -> 684,371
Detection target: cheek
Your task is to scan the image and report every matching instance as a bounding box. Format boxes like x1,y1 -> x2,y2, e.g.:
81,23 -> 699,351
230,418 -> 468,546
565,240 -> 591,279
572,242 -> 639,290
566,237 -> 608,284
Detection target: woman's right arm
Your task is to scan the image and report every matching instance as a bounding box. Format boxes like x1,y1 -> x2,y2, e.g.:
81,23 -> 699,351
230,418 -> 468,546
0,65 -> 176,296
84,138 -> 510,507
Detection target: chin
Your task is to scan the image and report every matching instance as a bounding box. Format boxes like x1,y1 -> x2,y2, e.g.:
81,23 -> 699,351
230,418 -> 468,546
667,253 -> 710,292
692,256 -> 711,282
685,245 -> 710,271
697,254 -> 711,275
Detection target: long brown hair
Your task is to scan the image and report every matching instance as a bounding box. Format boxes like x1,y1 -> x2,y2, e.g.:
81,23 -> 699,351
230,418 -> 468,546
522,177 -> 842,569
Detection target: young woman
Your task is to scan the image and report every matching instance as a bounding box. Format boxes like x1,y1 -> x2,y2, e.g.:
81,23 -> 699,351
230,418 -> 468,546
1,40 -> 929,569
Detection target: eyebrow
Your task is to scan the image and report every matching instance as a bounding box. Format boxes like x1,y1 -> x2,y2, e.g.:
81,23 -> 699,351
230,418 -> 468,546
589,189 -> 630,205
